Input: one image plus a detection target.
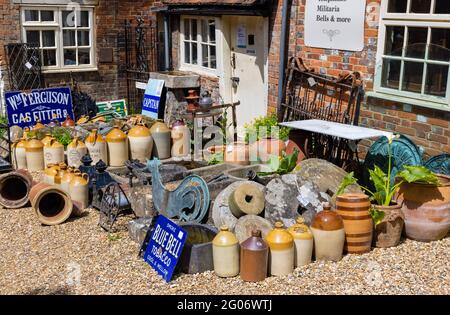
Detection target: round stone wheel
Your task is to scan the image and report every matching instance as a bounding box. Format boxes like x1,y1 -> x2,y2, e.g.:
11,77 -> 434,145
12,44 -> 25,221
228,182 -> 265,217
234,215 -> 273,243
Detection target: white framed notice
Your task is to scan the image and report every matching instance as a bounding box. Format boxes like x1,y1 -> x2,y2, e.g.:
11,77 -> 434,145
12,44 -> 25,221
304,0 -> 367,52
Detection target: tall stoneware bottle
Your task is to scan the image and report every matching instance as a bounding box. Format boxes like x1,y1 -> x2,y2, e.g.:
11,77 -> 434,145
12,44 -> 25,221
12,137 -> 27,169
25,137 -> 44,171
212,226 -> 240,277
69,171 -> 89,212
240,230 -> 268,282
171,120 -> 191,158
128,121 -> 153,163
43,138 -> 65,167
67,137 -> 88,168
106,126 -> 128,167
150,121 -> 171,159
311,205 -> 345,262
85,129 -> 108,165
44,163 -> 59,185
288,216 -> 314,267
266,222 -> 294,276
61,167 -> 76,193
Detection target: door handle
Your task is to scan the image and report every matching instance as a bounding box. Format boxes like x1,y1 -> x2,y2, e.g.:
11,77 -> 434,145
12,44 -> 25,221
231,53 -> 236,70
231,76 -> 240,88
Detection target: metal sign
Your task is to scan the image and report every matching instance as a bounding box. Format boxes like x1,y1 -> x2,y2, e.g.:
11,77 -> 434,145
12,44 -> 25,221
143,215 -> 187,282
304,0 -> 367,51
142,79 -> 164,119
96,99 -> 128,121
5,87 -> 74,128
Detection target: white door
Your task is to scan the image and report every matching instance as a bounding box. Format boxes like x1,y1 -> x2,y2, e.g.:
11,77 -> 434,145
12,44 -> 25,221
225,16 -> 268,130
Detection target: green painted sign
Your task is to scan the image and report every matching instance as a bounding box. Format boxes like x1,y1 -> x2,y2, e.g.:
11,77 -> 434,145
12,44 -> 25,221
96,99 -> 128,121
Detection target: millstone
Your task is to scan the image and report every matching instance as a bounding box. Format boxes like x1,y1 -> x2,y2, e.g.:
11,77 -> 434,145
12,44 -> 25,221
228,183 -> 265,217
234,215 -> 273,243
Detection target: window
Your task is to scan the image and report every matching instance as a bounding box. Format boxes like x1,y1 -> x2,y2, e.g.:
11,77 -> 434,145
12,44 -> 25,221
21,7 -> 95,71
180,16 -> 217,72
375,0 -> 450,108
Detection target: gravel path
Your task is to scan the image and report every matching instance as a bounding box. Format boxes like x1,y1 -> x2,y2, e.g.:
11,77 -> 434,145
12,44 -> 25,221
0,204 -> 448,295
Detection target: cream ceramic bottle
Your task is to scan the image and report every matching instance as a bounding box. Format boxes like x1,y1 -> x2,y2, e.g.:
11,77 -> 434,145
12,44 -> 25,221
69,171 -> 89,212
128,120 -> 153,163
287,216 -> 314,267
43,138 -> 65,168
25,137 -> 44,171
212,226 -> 240,277
150,121 -> 171,159
67,137 -> 88,168
12,137 -> 27,169
266,221 -> 294,276
85,129 -> 108,165
106,126 -> 128,167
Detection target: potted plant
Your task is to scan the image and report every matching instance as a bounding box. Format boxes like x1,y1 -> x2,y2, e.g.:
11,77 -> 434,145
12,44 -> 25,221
337,135 -> 439,248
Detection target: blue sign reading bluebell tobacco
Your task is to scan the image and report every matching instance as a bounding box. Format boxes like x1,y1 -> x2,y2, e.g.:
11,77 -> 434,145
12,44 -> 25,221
5,87 -> 74,127
143,215 -> 187,282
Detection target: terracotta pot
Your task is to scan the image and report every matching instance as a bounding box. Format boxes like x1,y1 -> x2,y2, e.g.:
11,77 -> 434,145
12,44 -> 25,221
224,142 -> 250,166
336,193 -> 373,254
372,203 -> 404,248
240,230 -> 268,282
61,115 -> 75,127
250,138 -> 286,163
285,140 -> 306,164
396,174 -> 450,242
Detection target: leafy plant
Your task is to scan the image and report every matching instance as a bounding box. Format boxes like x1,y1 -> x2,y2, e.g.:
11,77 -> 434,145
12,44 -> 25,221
0,115 -> 8,139
107,233 -> 121,242
244,114 -> 290,144
369,207 -> 385,226
207,152 -> 224,165
336,171 -> 358,196
258,149 -> 299,176
51,127 -> 73,148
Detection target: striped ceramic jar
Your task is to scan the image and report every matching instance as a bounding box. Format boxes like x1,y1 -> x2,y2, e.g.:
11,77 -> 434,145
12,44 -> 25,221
336,193 -> 373,254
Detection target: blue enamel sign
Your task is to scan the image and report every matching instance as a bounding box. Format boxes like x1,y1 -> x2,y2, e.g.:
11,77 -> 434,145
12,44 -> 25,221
5,87 -> 74,128
143,215 -> 187,282
142,79 -> 164,119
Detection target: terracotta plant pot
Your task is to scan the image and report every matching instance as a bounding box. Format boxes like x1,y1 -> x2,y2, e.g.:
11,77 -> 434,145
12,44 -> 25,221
372,203 -> 404,248
250,138 -> 286,163
396,174 -> 450,242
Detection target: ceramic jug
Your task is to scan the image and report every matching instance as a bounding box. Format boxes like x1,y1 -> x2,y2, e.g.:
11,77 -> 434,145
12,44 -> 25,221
150,121 -> 171,159
85,129 -> 108,165
266,222 -> 294,276
61,115 -> 75,127
67,137 -> 88,168
12,137 -> 27,169
128,120 -> 153,163
44,163 -> 60,185
69,171 -> 89,211
33,120 -> 45,130
288,216 -> 314,267
61,167 -> 76,193
25,137 -> 44,171
44,138 -> 65,168
240,230 -> 268,282
311,205 -> 345,262
171,120 -> 190,158
41,133 -> 54,147
212,225 -> 240,277
106,126 -> 128,167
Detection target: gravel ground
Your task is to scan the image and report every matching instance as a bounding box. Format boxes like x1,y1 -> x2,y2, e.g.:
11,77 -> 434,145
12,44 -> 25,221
1,202 -> 448,295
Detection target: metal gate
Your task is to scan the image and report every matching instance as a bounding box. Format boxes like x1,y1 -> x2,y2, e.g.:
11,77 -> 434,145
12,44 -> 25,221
125,17 -> 160,114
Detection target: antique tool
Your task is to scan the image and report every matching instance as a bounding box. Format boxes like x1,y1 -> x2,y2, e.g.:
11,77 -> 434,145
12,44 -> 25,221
147,158 -> 210,223
97,182 -> 133,232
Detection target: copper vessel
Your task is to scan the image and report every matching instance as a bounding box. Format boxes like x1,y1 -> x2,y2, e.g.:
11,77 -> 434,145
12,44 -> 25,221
240,230 -> 268,282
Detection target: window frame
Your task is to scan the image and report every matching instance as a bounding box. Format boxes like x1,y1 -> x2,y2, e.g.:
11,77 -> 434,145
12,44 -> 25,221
374,0 -> 450,109
179,15 -> 219,76
20,5 -> 96,73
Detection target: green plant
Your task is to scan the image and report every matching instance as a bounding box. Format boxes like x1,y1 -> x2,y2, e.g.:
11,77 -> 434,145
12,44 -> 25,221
107,233 -> 122,242
258,149 -> 299,176
0,115 -> 8,139
244,114 -> 290,144
51,127 -> 73,148
207,152 -> 224,165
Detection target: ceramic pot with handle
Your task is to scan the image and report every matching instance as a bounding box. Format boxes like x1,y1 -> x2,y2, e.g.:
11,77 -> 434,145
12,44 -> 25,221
85,129 -> 108,165
43,138 -> 65,168
61,167 -> 76,193
67,137 -> 88,168
25,138 -> 44,171
106,126 -> 128,167
69,171 -> 89,213
12,137 -> 27,170
287,216 -> 313,267
128,120 -> 153,163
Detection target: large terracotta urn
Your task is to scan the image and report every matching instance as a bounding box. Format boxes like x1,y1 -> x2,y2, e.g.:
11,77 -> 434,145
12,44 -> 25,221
372,203 -> 404,248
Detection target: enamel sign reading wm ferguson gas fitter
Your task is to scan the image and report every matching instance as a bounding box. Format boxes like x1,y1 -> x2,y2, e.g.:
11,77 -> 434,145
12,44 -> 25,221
304,0 -> 367,51
5,87 -> 74,128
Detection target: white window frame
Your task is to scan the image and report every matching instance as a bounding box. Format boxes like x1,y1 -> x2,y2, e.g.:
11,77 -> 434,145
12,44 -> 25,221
373,0 -> 450,110
21,5 -> 96,73
179,15 -> 219,76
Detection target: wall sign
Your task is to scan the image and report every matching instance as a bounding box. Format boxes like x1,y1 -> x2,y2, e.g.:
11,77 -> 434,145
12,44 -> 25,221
236,25 -> 247,48
142,79 -> 164,119
143,215 -> 187,282
96,99 -> 128,121
304,0 -> 367,51
5,87 -> 74,128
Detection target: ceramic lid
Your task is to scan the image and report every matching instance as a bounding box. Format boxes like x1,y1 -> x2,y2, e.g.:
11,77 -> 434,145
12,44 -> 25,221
265,222 -> 294,250
45,138 -> 63,148
128,123 -> 151,137
150,121 -> 170,134
68,136 -> 86,148
288,216 -> 313,240
106,127 -> 127,142
311,210 -> 344,231
25,138 -> 43,150
241,229 -> 268,251
212,225 -> 239,247
86,129 -> 105,143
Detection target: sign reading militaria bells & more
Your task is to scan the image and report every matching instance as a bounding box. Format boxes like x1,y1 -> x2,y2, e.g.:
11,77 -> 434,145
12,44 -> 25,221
304,0 -> 367,51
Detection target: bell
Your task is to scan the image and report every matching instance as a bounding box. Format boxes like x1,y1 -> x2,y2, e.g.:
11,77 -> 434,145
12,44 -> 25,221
198,91 -> 213,109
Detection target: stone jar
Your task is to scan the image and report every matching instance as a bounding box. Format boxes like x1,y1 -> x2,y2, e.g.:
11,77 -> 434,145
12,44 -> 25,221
106,126 -> 128,167
67,137 -> 88,168
12,137 -> 27,170
61,115 -> 75,127
44,138 -> 65,168
128,122 -> 153,163
212,225 -> 240,278
266,221 -> 294,276
25,138 -> 44,171
33,120 -> 45,130
85,129 -> 108,165
150,121 -> 171,160
287,216 -> 313,267
311,207 -> 345,262
171,120 -> 191,158
69,171 -> 89,212
61,167 -> 76,193
41,133 -> 54,147
240,230 -> 268,282
44,163 -> 60,185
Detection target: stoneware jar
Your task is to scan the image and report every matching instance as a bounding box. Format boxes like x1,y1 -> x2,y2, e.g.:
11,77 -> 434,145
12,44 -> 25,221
212,225 -> 240,277
128,121 -> 153,163
240,230 -> 268,282
266,221 -> 294,276
44,163 -> 60,185
44,138 -> 65,168
41,133 -> 54,147
61,115 -> 75,127
12,137 -> 27,170
85,129 -> 108,165
150,121 -> 171,159
311,206 -> 345,262
171,120 -> 191,158
106,126 -> 128,167
33,120 -> 45,130
67,137 -> 88,168
61,167 -> 76,193
287,216 -> 313,267
69,171 -> 89,212
25,137 -> 44,171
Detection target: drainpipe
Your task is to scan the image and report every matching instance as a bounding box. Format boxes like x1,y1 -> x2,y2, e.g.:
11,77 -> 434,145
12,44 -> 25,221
277,0 -> 290,121
163,14 -> 170,71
